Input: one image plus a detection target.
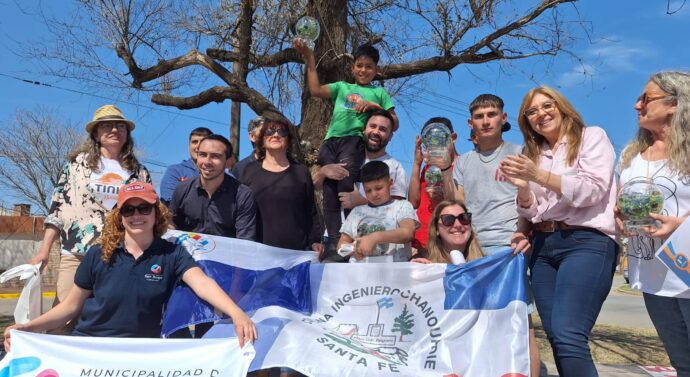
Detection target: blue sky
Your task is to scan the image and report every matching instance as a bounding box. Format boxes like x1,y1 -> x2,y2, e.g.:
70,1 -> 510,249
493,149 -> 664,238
1,0 -> 689,212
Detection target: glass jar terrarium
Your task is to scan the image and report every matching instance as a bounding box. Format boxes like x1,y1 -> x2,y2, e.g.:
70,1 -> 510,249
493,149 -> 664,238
292,16 -> 320,50
617,178 -> 664,232
425,165 -> 444,194
421,123 -> 451,159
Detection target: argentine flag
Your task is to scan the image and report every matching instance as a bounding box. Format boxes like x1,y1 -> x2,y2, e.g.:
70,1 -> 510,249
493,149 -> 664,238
163,231 -> 530,377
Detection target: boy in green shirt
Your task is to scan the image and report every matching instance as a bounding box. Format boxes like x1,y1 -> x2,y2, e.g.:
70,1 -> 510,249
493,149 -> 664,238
295,40 -> 398,261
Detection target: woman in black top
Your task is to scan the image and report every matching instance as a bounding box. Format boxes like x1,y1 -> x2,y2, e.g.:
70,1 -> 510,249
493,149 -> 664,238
239,118 -> 321,251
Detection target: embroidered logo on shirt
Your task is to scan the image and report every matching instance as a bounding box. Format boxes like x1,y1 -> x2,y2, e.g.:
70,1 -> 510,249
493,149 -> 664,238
145,264 -> 164,282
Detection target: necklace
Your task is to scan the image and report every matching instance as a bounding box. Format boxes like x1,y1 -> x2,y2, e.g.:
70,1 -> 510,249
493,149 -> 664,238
476,142 -> 504,163
645,147 -> 667,180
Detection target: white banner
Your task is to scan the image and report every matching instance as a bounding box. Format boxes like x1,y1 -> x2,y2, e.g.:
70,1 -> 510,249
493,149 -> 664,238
0,331 -> 255,377
162,231 -> 530,377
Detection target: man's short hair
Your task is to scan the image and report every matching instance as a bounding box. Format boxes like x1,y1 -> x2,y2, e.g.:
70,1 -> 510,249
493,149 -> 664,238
248,116 -> 265,134
422,117 -> 454,133
367,109 -> 394,128
199,134 -> 233,159
468,94 -> 511,132
360,161 -> 390,183
354,43 -> 380,64
190,127 -> 213,140
469,94 -> 505,114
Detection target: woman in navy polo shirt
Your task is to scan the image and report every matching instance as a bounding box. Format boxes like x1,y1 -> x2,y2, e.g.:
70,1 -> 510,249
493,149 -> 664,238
4,183 -> 256,350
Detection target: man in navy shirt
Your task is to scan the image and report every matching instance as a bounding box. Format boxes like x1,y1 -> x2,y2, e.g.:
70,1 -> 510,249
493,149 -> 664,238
159,127 -> 213,205
170,134 -> 257,241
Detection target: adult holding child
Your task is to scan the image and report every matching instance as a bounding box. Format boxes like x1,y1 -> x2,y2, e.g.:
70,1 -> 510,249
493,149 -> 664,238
617,71 -> 690,374
4,183 -> 255,349
294,39 -> 398,261
500,86 -> 618,377
29,104 -> 151,332
238,117 -> 322,251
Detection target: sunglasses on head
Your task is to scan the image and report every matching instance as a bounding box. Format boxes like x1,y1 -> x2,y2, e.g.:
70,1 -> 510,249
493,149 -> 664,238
120,203 -> 155,217
439,212 -> 472,227
265,127 -> 288,137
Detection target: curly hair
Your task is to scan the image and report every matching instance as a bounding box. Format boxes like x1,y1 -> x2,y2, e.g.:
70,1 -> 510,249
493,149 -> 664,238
255,119 -> 296,161
425,200 -> 484,263
619,71 -> 690,180
97,202 -> 171,263
517,86 -> 585,167
68,128 -> 140,172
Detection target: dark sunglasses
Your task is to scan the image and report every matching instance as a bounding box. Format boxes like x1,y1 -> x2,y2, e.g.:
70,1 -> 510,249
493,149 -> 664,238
265,127 -> 289,137
439,213 -> 472,227
121,203 -> 155,217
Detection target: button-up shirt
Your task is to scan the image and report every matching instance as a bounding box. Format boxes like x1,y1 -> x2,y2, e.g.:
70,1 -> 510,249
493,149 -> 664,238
170,174 -> 257,240
516,126 -> 617,237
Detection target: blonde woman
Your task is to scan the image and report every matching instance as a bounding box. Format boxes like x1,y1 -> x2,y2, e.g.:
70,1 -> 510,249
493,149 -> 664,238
617,71 -> 690,374
411,200 -> 483,264
500,86 -> 618,377
5,183 -> 255,351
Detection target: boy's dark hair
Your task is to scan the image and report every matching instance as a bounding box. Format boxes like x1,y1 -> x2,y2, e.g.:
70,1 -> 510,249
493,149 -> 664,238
353,43 -> 380,64
422,117 -> 454,133
360,160 -> 390,183
468,94 -> 511,132
367,109 -> 394,128
199,134 -> 233,159
190,127 -> 213,140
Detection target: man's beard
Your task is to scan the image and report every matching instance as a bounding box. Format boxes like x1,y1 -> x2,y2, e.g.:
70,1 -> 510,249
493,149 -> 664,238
365,137 -> 388,153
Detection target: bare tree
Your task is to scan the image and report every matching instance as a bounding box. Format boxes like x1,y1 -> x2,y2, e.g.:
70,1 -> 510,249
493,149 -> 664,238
22,0 -> 585,161
0,108 -> 82,214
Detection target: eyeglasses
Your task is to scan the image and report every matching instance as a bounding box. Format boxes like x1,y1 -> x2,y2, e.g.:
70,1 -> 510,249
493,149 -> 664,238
524,101 -> 557,119
265,127 -> 289,137
439,213 -> 472,227
636,93 -> 668,107
120,203 -> 155,217
98,122 -> 128,132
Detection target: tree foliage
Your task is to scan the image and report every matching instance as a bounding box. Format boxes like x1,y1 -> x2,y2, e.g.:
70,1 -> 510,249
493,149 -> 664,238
0,108 -> 82,214
24,0 -> 584,161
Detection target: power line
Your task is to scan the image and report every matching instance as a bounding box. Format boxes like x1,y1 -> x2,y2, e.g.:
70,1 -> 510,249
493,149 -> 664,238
0,72 -> 233,128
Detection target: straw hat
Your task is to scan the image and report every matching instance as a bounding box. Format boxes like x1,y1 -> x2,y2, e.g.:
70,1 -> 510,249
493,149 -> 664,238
85,105 -> 135,133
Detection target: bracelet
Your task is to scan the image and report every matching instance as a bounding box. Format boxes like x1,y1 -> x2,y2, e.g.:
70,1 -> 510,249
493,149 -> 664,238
441,164 -> 452,172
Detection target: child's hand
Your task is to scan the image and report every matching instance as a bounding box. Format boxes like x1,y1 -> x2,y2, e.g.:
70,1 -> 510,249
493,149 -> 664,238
354,100 -> 382,113
3,323 -> 27,352
311,242 -> 324,255
410,257 -> 432,264
293,38 -> 313,57
354,234 -> 378,259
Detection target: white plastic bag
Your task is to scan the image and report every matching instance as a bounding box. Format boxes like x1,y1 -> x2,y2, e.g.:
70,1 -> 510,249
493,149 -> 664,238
0,263 -> 42,324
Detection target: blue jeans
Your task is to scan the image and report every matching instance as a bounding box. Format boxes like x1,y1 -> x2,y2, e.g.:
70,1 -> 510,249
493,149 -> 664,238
529,229 -> 617,377
643,293 -> 690,376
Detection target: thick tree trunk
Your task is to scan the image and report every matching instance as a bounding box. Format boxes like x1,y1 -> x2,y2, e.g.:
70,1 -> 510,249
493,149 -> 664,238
298,0 -> 349,164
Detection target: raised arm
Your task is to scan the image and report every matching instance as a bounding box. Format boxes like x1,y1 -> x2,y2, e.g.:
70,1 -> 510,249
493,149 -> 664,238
294,39 -> 330,99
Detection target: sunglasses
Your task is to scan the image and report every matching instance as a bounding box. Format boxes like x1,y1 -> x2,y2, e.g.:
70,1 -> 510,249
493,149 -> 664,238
120,203 -> 155,217
98,122 -> 128,131
524,100 -> 557,119
439,213 -> 472,227
265,127 -> 288,137
636,93 -> 668,107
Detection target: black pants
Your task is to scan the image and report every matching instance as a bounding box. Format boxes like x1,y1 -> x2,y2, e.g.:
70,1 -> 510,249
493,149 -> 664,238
317,136 -> 365,261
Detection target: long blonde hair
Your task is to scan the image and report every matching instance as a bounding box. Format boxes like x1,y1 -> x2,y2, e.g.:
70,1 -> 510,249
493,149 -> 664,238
97,202 -> 171,263
619,71 -> 690,180
426,200 -> 483,263
517,86 -> 585,166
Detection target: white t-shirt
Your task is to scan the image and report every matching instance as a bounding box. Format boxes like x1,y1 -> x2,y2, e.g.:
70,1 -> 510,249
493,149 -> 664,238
340,199 -> 419,262
619,153 -> 690,298
358,153 -> 407,199
90,158 -> 131,210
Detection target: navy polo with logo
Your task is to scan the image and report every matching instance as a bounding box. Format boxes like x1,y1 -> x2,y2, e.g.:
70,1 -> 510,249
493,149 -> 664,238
73,239 -> 197,338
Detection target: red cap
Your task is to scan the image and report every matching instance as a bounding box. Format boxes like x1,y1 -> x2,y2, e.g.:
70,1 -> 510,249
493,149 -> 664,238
117,183 -> 158,207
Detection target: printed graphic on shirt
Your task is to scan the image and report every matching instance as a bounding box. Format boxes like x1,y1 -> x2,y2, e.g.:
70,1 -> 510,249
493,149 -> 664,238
92,172 -> 125,209
145,263 -> 164,282
494,169 -> 508,182
342,93 -> 363,110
